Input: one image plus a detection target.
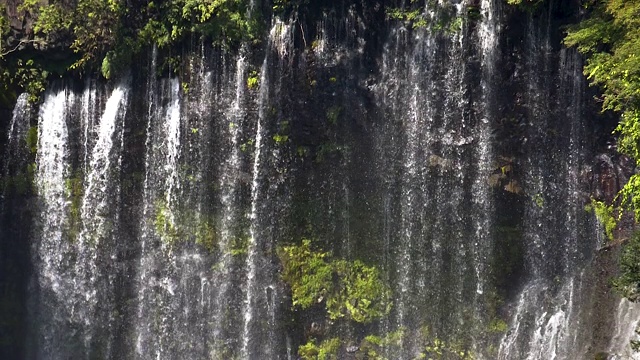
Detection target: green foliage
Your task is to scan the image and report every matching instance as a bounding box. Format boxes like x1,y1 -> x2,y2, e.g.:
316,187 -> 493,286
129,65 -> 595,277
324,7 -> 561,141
273,119 -> 289,144
1,1 -> 50,103
358,329 -> 405,359
101,54 -> 113,80
386,0 -> 463,33
272,133 -> 289,144
565,6 -> 640,342
26,126 -> 38,155
487,318 -> 508,334
229,236 -> 249,256
612,231 -> 640,301
387,6 -> 427,29
355,326 -> 475,360
506,0 -> 544,8
329,259 -> 392,323
423,337 -> 474,360
154,198 -> 218,251
240,138 -> 254,152
532,193 -> 544,208
279,239 -> 334,309
565,0 -> 640,175
357,327 -> 474,360
272,0 -> 309,15
278,239 -> 391,323
615,110 -> 640,163
154,199 -> 180,244
565,6 -> 640,112
585,199 -> 618,240
0,58 -> 48,103
299,337 -> 341,360
0,5 -> 8,56
22,0 -> 259,78
195,218 -> 216,250
33,0 -> 122,72
139,0 -> 259,50
247,70 -> 259,89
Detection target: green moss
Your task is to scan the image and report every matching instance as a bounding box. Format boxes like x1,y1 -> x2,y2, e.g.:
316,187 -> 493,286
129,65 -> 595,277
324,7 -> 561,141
279,239 -> 333,309
195,219 -> 216,251
387,7 -> 427,29
487,318 -> 508,334
357,326 -> 474,360
154,199 -> 180,245
272,134 -> 289,144
326,106 -> 341,125
506,0 -> 544,10
386,0 -> 463,33
329,259 -> 392,323
240,138 -> 254,152
532,193 -> 544,208
229,236 -> 249,256
424,337 -> 474,360
154,198 -> 218,251
247,70 -> 259,90
296,146 -> 310,158
358,328 -> 406,359
26,126 -> 38,155
299,337 -> 341,360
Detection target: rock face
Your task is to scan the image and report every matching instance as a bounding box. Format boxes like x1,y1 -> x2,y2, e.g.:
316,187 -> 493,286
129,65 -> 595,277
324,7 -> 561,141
1,0 -> 40,46
0,1 -> 637,359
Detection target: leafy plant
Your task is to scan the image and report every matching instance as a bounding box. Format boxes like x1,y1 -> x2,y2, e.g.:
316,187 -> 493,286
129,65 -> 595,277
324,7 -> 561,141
585,199 -> 618,240
247,70 -> 259,89
278,238 -> 392,356
612,231 -> 640,301
386,0 -> 463,33
154,199 -> 180,244
298,337 -> 341,360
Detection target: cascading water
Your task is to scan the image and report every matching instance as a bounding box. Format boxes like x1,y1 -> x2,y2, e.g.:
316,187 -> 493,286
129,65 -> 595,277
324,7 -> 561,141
3,1 -> 640,359
30,88 -> 74,359
608,299 -> 640,359
497,13 -> 597,360
27,81 -> 130,359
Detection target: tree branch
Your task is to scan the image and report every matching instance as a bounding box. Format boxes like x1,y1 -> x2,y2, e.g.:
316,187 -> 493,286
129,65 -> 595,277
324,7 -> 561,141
0,38 -> 42,58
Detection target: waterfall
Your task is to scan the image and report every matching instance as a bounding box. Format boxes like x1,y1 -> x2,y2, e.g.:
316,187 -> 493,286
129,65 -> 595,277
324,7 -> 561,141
240,49 -> 269,360
28,81 -> 130,358
4,1 -> 639,359
497,15 -> 596,360
31,88 -> 73,358
608,299 -> 640,359
210,53 -> 247,356
1,93 -> 31,202
242,19 -> 294,359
